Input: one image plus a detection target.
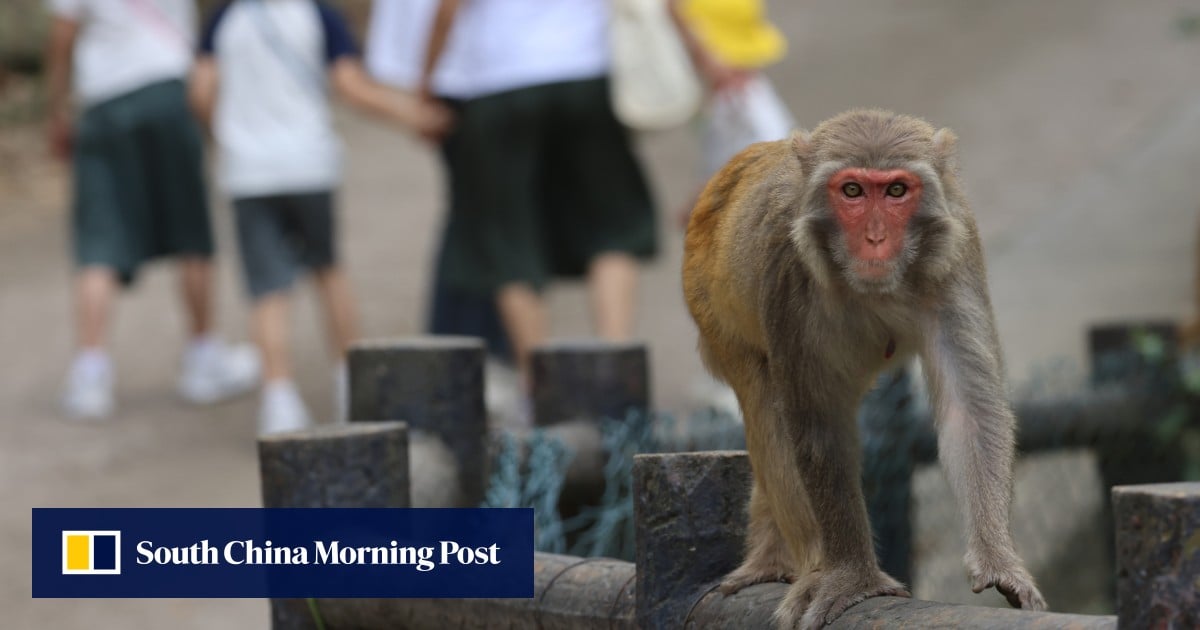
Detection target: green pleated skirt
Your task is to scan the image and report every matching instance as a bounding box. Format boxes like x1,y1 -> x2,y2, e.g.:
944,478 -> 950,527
437,77 -> 658,295
72,79 -> 212,284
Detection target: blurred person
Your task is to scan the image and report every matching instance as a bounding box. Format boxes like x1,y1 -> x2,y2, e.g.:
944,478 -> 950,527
190,0 -> 452,434
364,0 -> 522,424
363,0 -> 509,361
670,0 -> 793,419
421,0 -> 659,388
45,0 -> 259,421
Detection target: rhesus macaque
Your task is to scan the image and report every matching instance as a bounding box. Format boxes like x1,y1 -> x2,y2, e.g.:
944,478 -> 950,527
683,109 -> 1046,628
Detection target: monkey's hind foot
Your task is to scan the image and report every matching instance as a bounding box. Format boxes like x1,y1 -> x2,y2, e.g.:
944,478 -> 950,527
717,561 -> 797,595
773,566 -> 908,630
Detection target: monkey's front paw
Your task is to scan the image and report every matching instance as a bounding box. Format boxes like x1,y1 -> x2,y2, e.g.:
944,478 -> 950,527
773,566 -> 908,630
966,555 -> 1047,611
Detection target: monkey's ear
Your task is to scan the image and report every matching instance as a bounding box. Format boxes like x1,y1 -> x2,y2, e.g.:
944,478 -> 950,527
791,129 -> 813,171
932,128 -> 959,174
790,129 -> 812,157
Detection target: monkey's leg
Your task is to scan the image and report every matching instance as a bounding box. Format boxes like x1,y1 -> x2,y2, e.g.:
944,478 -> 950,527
761,372 -> 908,630
718,481 -> 801,594
921,307 -> 1046,611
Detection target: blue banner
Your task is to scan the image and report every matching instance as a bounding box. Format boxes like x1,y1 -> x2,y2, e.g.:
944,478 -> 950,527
33,508 -> 534,598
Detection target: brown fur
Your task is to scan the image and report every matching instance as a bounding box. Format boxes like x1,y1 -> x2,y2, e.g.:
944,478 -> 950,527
683,109 -> 1046,629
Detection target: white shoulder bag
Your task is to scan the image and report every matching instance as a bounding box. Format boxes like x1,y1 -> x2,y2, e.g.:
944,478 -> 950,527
609,0 -> 703,131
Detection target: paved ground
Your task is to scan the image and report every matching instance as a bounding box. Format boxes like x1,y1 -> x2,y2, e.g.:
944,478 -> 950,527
4,1 -> 1200,627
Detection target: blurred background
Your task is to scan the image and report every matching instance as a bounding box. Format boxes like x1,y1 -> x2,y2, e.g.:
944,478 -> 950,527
4,0 -> 1200,628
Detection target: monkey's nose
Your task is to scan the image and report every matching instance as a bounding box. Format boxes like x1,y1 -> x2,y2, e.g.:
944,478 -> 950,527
866,233 -> 886,245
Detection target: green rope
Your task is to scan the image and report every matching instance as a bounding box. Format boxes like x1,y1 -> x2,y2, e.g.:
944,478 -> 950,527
305,597 -> 327,630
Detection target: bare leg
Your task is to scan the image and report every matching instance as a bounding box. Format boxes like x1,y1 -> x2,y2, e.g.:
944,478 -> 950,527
177,256 -> 213,338
312,267 -> 360,360
252,293 -> 292,383
64,267 -> 118,418
496,282 -> 548,386
587,252 -> 638,340
74,266 -> 117,349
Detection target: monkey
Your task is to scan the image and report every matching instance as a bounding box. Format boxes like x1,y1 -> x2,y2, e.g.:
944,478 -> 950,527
682,109 -> 1046,629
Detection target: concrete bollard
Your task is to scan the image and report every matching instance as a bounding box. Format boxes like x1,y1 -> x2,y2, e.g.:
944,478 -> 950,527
257,422 -> 411,630
1113,482 -> 1200,630
1087,322 -> 1186,602
348,337 -> 486,506
531,340 -> 649,427
633,451 -> 752,629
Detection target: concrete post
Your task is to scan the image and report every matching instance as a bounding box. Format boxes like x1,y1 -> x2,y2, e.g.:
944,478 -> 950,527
348,337 -> 486,506
1088,322 -> 1186,601
531,340 -> 649,427
1113,482 -> 1200,630
633,451 -> 752,629
257,422 -> 410,630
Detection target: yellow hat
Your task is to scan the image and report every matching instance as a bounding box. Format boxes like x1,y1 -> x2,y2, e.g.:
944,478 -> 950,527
681,0 -> 787,69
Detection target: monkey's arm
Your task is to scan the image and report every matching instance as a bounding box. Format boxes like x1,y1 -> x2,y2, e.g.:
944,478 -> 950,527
918,272 -> 1046,611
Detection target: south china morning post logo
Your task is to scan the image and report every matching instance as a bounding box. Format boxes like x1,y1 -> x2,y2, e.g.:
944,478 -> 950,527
33,508 -> 534,598
61,530 -> 121,575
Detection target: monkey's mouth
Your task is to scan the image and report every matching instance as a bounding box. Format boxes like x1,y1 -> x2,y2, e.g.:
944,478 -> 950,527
845,259 -> 904,294
851,259 -> 895,280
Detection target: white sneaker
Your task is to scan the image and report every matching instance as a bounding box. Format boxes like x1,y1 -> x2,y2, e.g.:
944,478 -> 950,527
62,351 -> 114,421
258,381 -> 313,435
178,337 -> 260,404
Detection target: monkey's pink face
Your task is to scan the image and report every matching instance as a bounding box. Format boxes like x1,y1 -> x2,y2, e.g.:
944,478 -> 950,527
827,168 -> 923,282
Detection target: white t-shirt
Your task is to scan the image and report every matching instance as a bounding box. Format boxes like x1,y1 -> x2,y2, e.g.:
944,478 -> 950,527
47,0 -> 195,106
452,0 -> 611,98
201,0 -> 359,198
363,0 -> 473,98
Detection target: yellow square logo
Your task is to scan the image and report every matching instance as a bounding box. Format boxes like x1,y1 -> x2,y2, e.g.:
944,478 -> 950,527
61,531 -> 121,575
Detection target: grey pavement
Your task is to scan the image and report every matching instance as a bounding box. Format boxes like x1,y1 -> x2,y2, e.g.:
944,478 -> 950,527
3,1 -> 1199,627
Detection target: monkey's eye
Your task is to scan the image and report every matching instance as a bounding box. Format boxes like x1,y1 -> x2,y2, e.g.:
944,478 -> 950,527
886,183 -> 908,197
841,182 -> 863,198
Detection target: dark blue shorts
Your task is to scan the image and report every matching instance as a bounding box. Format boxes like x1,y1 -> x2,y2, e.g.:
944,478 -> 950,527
232,191 -> 337,300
